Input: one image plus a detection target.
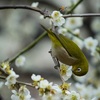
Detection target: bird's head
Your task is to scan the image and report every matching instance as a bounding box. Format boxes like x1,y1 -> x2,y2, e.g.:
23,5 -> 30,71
72,61 -> 88,76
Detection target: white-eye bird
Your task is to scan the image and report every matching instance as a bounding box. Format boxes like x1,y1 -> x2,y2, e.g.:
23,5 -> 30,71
41,25 -> 89,76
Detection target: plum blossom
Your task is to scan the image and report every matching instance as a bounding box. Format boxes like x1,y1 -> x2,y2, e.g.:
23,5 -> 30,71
51,11 -> 65,27
15,55 -> 26,67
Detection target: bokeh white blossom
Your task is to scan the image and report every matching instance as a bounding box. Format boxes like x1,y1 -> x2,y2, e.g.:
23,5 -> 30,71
65,17 -> 83,29
60,64 -> 72,81
15,55 -> 26,67
84,37 -> 98,55
5,69 -> 19,88
11,86 -> 31,100
0,82 -> 4,88
31,2 -> 39,8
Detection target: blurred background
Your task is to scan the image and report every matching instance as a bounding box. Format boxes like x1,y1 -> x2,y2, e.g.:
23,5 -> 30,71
0,0 -> 100,100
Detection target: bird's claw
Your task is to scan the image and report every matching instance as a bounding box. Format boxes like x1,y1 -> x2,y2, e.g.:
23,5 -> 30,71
49,49 -> 60,69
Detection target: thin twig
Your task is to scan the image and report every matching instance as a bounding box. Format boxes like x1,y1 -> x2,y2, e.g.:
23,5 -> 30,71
0,75 -> 33,88
63,13 -> 100,18
67,0 -> 84,14
16,80 -> 33,88
0,5 -> 51,18
0,5 -> 43,15
9,31 -> 47,63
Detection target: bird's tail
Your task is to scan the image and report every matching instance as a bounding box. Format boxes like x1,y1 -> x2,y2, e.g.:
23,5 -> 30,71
41,25 -> 59,43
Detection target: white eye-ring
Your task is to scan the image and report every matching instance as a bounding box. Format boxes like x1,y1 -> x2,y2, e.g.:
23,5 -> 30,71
77,68 -> 81,72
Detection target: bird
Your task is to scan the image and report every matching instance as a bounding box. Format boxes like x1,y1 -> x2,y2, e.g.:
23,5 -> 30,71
41,25 -> 88,76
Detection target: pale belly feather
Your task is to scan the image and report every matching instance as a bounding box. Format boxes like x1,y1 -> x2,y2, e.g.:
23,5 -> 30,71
51,46 -> 77,65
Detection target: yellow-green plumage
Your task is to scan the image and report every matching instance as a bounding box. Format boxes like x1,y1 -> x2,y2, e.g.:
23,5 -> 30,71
41,25 -> 88,76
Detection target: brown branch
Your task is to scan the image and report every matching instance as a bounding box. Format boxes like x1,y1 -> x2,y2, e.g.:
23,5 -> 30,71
63,13 -> 100,18
0,5 -> 50,18
0,5 -> 100,18
0,75 -> 33,88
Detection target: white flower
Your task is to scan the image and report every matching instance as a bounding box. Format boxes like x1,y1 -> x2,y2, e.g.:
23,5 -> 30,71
11,86 -> 31,100
42,93 -> 61,100
52,84 -> 62,94
15,55 -> 26,67
19,85 -> 30,96
65,17 -> 83,29
51,11 -> 65,27
5,69 -> 19,87
91,97 -> 98,100
39,80 -> 50,89
72,37 -> 84,49
65,90 -> 71,95
80,98 -> 86,100
31,2 -> 39,8
65,91 -> 81,100
30,98 -> 36,100
75,83 -> 95,99
1,64 -> 7,71
84,37 -> 98,52
95,87 -> 100,99
63,66 -> 72,81
40,15 -> 44,19
31,74 -> 41,81
11,90 -> 19,100
1,62 -> 10,72
58,27 -> 67,35
58,27 -> 72,38
73,29 -> 80,36
91,18 -> 100,32
60,64 -> 72,81
53,17 -> 65,27
51,11 -> 62,19
91,50 -> 100,59
11,94 -> 19,100
75,83 -> 85,91
0,82 -> 4,88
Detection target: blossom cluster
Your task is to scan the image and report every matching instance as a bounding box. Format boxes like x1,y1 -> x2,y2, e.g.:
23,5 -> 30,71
11,85 -> 31,100
31,74 -> 84,100
0,62 -> 33,100
1,62 -> 19,89
75,83 -> 100,100
51,11 -> 65,27
31,73 -> 100,99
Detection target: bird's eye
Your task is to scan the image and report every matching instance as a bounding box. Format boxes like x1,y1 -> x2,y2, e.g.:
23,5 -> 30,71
77,68 -> 81,72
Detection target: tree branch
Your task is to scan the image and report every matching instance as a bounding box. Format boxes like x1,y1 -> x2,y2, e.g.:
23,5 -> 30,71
0,5 -> 51,18
0,5 -> 43,14
67,0 -> 84,14
63,13 -> 100,18
0,75 -> 33,88
9,31 -> 47,63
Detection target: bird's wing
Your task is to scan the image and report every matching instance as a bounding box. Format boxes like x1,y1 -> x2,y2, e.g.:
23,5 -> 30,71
58,34 -> 85,59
